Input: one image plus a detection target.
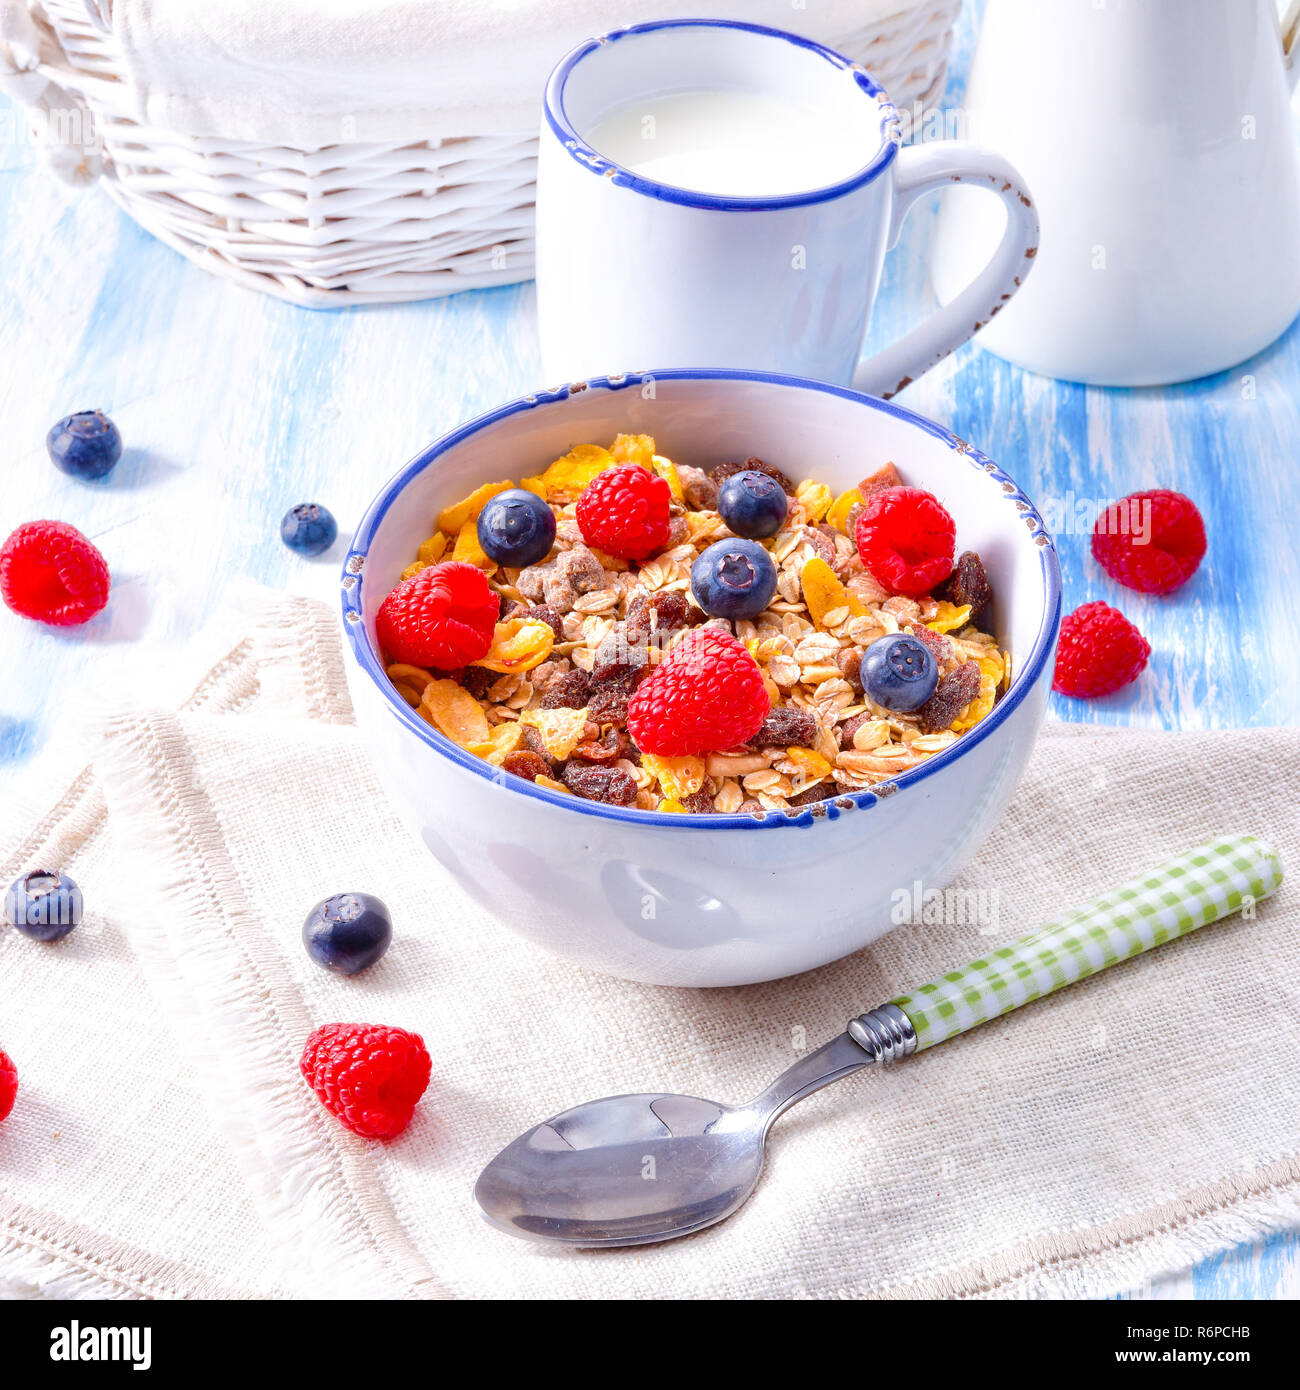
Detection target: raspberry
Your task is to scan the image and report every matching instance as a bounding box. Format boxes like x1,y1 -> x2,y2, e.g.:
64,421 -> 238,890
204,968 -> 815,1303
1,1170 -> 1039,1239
627,628 -> 769,755
0,1049 -> 16,1123
0,521 -> 110,626
376,561 -> 498,669
854,487 -> 956,598
1091,490 -> 1206,594
1053,601 -> 1151,698
576,466 -> 671,560
300,1022 -> 431,1139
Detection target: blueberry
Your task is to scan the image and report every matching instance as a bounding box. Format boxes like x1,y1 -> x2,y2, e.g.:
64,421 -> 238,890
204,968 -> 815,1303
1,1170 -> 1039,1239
860,633 -> 938,712
717,469 -> 788,539
690,538 -> 778,619
4,870 -> 83,942
302,892 -> 392,975
477,489 -> 556,567
47,410 -> 122,480
281,503 -> 338,557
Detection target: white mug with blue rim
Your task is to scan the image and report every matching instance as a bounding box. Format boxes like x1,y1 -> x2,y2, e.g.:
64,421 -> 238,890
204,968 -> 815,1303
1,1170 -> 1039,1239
536,18 -> 1040,398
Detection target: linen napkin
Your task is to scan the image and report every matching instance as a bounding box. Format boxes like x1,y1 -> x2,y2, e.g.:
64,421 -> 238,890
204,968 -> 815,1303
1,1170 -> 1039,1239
2,588 -> 1299,1299
111,0 -> 931,145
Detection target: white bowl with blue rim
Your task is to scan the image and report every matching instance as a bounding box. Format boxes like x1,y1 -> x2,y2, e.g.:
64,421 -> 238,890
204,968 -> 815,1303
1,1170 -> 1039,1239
341,371 -> 1061,987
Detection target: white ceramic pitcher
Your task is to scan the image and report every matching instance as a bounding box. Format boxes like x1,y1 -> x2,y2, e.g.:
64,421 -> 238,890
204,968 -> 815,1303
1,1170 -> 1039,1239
932,0 -> 1300,385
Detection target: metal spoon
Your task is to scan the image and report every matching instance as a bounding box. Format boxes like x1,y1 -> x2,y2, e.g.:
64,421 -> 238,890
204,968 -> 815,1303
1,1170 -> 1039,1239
475,837 -> 1281,1248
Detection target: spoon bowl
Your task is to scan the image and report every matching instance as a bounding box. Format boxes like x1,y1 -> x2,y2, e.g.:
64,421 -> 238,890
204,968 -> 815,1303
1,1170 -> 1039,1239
475,1032 -> 875,1246
474,1093 -> 764,1247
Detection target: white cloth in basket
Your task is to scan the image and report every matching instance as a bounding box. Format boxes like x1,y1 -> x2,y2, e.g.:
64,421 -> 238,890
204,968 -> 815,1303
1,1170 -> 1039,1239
113,0 -> 927,145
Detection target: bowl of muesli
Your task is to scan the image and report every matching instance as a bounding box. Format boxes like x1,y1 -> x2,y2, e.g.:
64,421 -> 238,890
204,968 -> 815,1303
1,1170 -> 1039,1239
342,370 -> 1060,987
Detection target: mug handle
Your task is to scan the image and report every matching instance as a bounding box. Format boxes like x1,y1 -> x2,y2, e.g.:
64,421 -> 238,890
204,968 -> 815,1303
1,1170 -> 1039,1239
852,143 -> 1040,400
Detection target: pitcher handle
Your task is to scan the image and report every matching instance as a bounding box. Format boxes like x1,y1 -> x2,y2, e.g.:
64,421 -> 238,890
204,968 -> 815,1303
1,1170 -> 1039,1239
852,143 -> 1039,400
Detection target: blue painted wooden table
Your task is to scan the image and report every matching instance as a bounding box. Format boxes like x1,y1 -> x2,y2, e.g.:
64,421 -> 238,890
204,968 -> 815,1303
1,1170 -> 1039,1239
0,2 -> 1296,1299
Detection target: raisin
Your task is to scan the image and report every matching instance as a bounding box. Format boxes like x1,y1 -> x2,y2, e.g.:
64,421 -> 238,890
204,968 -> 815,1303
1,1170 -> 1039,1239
917,660 -> 981,734
553,545 -> 606,595
939,550 -> 993,617
859,462 -> 902,498
710,456 -> 795,496
502,751 -> 551,782
787,784 -> 833,807
836,647 -> 863,693
746,706 -> 818,750
542,573 -> 579,614
503,601 -> 564,640
460,666 -> 495,700
515,565 -> 550,603
562,762 -> 637,805
680,790 -> 717,814
803,526 -> 836,566
539,669 -> 594,709
839,711 -> 873,748
625,590 -> 688,644
587,686 -> 631,727
519,724 -> 553,762
593,628 -> 648,683
572,726 -> 625,764
905,621 -> 954,666
677,464 -> 719,511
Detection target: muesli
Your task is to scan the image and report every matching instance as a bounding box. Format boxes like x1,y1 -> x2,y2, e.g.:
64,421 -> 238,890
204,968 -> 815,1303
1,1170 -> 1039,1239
377,434 -> 1009,814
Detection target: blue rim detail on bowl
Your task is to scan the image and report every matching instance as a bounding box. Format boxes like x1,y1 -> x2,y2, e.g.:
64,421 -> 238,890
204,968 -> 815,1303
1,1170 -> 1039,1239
543,18 -> 901,212
342,369 -> 1062,831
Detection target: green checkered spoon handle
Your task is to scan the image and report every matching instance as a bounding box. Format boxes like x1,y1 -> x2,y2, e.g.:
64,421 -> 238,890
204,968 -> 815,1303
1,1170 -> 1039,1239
849,836 -> 1284,1060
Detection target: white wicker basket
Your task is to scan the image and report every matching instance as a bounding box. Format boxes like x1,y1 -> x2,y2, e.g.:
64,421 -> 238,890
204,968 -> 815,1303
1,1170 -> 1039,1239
2,0 -> 962,306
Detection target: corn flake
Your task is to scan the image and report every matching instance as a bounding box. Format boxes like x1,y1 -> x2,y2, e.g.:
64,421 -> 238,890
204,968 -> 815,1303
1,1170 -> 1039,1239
470,619 -> 555,673
453,518 -> 493,568
687,511 -> 726,544
786,747 -> 831,780
611,433 -> 656,467
651,454 -> 685,503
417,533 -> 448,565
927,601 -> 972,634
467,721 -> 525,766
801,557 -> 866,626
796,480 -> 833,523
521,706 -> 589,760
386,662 -> 433,707
420,679 -> 492,746
438,480 -> 513,535
658,799 -> 686,814
826,487 -> 864,534
640,753 -> 706,799
538,443 -> 614,499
